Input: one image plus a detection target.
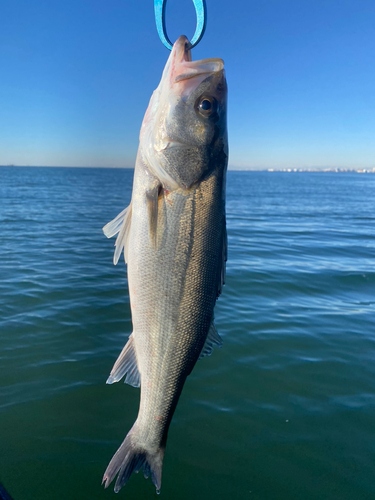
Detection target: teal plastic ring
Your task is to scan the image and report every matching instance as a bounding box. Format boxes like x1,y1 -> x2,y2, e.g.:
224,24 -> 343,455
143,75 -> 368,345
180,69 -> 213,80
154,0 -> 207,50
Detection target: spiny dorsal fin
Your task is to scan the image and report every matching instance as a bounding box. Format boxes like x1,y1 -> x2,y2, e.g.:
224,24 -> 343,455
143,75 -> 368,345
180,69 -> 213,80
102,203 -> 132,265
217,222 -> 227,298
221,223 -> 227,294
106,334 -> 141,388
199,321 -> 223,359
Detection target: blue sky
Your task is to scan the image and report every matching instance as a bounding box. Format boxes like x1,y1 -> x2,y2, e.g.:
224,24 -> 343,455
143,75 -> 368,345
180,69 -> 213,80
1,0 -> 374,169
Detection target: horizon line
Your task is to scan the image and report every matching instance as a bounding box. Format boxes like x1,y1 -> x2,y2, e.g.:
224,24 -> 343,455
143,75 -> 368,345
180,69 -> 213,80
1,165 -> 374,173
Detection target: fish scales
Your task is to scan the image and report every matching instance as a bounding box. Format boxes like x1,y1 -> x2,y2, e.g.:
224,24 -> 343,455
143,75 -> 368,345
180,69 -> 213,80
130,163 -> 225,434
102,35 -> 228,493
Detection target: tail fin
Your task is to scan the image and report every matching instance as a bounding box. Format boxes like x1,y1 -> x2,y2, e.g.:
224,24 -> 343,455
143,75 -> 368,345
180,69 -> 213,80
102,428 -> 165,493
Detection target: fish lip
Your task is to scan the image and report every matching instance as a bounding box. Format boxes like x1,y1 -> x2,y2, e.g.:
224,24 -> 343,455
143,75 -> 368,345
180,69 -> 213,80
172,35 -> 224,83
173,35 -> 192,63
174,58 -> 224,83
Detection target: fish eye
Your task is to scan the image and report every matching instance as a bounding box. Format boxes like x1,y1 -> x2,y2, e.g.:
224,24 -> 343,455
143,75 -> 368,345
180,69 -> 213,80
196,96 -> 217,117
201,99 -> 212,110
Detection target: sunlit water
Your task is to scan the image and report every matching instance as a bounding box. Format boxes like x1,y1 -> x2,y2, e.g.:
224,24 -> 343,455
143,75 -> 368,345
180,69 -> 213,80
0,167 -> 374,500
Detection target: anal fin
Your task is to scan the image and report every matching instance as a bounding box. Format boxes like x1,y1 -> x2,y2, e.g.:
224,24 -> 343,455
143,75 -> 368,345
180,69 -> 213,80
106,334 -> 141,388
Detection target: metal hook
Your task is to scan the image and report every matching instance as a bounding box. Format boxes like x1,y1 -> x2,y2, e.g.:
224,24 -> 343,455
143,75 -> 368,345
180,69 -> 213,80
154,0 -> 207,50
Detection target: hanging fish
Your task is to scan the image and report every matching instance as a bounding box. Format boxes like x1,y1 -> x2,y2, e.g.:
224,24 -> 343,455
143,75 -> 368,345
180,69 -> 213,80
102,35 -> 228,493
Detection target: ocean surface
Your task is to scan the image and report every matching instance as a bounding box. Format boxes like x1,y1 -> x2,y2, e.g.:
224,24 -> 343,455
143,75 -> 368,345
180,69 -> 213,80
0,166 -> 374,500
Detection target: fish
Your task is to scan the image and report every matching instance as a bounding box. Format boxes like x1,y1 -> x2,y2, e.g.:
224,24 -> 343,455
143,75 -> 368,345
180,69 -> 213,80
102,35 -> 228,493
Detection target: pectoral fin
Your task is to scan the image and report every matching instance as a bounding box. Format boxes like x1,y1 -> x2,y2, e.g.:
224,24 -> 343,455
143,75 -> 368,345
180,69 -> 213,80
146,184 -> 162,248
103,203 -> 132,264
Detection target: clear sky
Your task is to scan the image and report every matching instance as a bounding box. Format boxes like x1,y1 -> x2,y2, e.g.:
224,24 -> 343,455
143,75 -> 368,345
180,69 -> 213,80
1,0 -> 374,169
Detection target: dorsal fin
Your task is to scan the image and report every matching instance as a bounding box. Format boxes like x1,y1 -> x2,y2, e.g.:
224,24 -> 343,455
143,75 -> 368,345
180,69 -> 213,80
106,334 -> 141,388
199,320 -> 222,359
103,203 -> 132,264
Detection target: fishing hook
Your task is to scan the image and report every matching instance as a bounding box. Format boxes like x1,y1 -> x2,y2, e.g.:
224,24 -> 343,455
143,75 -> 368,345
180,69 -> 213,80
154,0 -> 207,50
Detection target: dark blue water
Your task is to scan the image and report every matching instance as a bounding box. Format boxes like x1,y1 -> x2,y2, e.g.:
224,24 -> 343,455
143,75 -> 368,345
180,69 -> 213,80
1,167 -> 374,499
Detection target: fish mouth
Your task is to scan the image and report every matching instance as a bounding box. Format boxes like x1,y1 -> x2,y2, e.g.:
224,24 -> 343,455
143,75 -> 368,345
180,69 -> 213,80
171,35 -> 224,84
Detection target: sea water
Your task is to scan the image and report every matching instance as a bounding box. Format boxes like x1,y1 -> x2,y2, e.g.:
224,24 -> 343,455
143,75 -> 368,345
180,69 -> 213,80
0,167 -> 374,499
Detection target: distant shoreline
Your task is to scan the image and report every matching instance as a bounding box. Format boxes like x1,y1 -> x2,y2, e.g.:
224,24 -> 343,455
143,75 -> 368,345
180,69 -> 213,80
264,168 -> 375,174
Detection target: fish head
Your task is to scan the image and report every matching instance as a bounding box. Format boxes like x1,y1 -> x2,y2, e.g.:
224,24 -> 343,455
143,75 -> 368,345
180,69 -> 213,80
141,35 -> 228,190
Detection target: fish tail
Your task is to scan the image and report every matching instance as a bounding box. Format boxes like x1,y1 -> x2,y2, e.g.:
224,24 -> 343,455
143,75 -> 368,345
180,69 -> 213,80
102,428 -> 165,493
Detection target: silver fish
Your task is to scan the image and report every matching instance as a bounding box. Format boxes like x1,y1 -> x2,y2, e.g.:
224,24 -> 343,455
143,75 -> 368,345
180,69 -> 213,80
102,35 -> 228,493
